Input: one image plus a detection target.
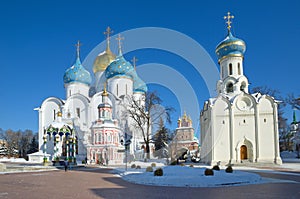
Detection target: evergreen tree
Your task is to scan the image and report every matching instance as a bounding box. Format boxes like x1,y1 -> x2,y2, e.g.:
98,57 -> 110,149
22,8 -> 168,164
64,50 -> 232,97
153,118 -> 170,158
28,134 -> 39,154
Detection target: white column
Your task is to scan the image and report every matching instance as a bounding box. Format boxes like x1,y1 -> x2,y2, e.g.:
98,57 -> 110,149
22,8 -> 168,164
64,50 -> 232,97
273,103 -> 282,164
254,104 -> 260,162
229,104 -> 238,164
229,104 -> 234,163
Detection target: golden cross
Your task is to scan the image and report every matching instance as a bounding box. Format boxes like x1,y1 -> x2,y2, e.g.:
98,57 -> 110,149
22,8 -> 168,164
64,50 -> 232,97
224,12 -> 234,31
116,33 -> 124,54
75,40 -> 82,57
131,56 -> 138,69
104,26 -> 113,40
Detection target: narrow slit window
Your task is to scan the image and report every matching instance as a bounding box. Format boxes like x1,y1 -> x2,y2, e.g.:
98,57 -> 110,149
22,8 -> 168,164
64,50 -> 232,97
76,108 -> 80,118
229,63 -> 233,75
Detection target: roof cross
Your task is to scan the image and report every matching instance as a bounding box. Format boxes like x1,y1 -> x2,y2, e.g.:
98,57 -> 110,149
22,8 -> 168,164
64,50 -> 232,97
224,12 -> 234,31
104,26 -> 113,46
131,56 -> 138,70
75,40 -> 82,58
116,33 -> 124,55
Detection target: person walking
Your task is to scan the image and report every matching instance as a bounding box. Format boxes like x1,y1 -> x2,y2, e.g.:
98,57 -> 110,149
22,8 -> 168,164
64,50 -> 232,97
64,160 -> 68,172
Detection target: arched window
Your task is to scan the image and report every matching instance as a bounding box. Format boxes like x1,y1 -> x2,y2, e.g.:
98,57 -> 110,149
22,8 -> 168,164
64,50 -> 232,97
229,63 -> 233,75
238,63 -> 241,75
226,82 -> 234,93
240,82 -> 246,92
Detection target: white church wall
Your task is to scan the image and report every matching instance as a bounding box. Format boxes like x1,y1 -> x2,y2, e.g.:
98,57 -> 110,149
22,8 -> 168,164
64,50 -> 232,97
65,82 -> 90,98
64,94 -> 90,129
257,97 -> 276,160
213,98 -> 230,163
200,104 -> 212,164
258,113 -> 275,160
40,98 -> 63,150
108,77 -> 133,97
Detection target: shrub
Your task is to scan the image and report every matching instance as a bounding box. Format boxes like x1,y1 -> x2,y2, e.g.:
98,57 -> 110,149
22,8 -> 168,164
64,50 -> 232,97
154,168 -> 163,176
212,165 -> 220,171
189,164 -> 194,167
136,165 -> 141,169
146,166 -> 153,172
170,161 -> 177,165
204,168 -> 214,176
225,166 -> 233,173
180,163 -> 185,166
151,163 -> 156,167
82,160 -> 85,164
131,164 -> 136,169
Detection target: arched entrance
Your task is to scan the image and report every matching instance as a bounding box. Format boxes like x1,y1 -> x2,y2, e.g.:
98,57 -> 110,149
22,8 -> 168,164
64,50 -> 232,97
240,145 -> 248,160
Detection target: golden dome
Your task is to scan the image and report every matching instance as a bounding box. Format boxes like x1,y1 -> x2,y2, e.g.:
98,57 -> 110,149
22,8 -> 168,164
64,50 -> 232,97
93,46 -> 116,73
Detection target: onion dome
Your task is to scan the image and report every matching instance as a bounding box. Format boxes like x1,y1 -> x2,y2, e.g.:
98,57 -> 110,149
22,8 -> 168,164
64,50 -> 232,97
63,41 -> 92,85
215,31 -> 246,63
104,55 -> 135,79
133,73 -> 148,93
93,47 -> 116,74
63,57 -> 92,85
93,27 -> 116,74
215,12 -> 246,63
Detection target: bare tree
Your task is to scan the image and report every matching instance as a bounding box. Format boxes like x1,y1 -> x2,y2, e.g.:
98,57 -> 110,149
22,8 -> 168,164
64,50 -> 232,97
1,129 -> 20,157
286,93 -> 300,110
126,91 -> 173,159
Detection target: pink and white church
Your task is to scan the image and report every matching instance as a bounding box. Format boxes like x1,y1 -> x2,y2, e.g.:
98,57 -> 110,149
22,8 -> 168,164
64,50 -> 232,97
32,28 -> 148,165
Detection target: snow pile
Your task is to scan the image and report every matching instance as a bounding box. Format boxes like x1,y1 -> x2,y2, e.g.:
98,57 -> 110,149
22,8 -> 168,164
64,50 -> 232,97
116,165 -> 262,187
0,158 -> 27,163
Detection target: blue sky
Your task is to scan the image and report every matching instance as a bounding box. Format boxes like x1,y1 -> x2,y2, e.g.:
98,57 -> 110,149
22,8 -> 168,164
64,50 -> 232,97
0,0 -> 299,134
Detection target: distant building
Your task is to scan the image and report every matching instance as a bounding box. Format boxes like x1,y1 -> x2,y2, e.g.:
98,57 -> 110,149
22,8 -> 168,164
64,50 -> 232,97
200,13 -> 282,165
170,112 -> 199,159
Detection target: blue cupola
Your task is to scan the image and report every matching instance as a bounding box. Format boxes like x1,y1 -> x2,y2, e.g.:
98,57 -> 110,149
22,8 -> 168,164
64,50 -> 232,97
215,31 -> 246,63
63,42 -> 92,86
104,55 -> 135,79
215,12 -> 246,63
133,74 -> 147,93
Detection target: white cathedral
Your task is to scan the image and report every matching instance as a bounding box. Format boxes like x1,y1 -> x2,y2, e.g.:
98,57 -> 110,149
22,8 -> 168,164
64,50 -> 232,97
34,28 -> 148,165
200,13 -> 282,165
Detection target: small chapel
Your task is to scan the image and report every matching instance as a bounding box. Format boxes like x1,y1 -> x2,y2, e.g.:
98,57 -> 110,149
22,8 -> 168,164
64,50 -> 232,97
200,12 -> 282,165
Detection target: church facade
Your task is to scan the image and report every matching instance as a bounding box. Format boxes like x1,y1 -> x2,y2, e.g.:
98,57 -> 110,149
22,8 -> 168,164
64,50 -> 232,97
35,28 -> 147,164
200,13 -> 282,166
170,112 -> 199,159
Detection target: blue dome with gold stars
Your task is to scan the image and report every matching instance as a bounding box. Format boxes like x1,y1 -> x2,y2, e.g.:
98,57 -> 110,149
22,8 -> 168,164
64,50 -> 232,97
104,55 -> 135,79
215,31 -> 246,63
63,57 -> 92,85
133,74 -> 147,93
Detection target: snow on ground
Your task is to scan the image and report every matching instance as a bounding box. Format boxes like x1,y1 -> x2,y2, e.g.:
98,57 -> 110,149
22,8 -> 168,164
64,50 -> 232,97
113,158 -> 300,188
116,166 -> 261,187
113,161 -> 265,188
0,157 -> 27,163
